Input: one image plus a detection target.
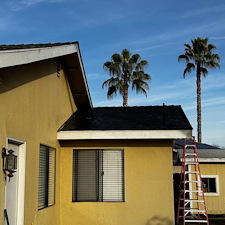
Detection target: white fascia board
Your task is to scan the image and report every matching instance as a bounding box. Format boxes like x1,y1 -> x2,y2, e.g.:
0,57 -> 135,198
0,44 -> 77,68
186,158 -> 225,163
74,44 -> 93,108
57,129 -> 192,140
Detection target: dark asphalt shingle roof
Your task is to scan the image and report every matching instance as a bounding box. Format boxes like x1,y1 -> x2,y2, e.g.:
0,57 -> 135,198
174,139 -> 225,159
0,42 -> 77,51
59,105 -> 192,131
174,139 -> 220,150
177,149 -> 225,159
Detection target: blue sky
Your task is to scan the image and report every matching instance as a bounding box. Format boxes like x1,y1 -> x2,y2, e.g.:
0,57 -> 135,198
1,0 -> 225,146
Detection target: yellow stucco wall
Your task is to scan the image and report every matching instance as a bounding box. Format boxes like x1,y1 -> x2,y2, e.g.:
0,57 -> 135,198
59,140 -> 175,225
200,163 -> 225,214
0,59 -> 76,225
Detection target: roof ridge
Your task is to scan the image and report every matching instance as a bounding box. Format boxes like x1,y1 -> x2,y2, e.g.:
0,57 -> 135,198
0,41 -> 78,50
92,104 -> 181,109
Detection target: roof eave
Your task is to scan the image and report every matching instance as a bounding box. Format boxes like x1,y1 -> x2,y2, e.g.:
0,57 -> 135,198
0,42 -> 92,108
0,43 -> 78,68
186,158 -> 225,163
57,129 -> 192,140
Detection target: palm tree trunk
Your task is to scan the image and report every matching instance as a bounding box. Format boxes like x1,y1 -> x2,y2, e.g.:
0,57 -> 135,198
196,65 -> 202,143
123,78 -> 128,107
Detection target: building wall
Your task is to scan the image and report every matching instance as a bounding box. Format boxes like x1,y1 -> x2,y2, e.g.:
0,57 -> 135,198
0,59 -> 76,225
59,140 -> 174,225
200,163 -> 225,214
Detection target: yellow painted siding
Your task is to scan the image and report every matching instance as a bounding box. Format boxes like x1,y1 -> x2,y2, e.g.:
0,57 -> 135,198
189,163 -> 225,215
59,140 -> 175,225
0,59 -> 76,225
200,164 -> 225,214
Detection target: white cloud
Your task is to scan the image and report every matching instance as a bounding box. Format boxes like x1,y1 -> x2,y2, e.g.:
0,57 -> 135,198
7,0 -> 65,10
181,5 -> 225,18
210,36 -> 225,40
202,96 -> 225,109
87,73 -> 101,81
202,74 -> 225,90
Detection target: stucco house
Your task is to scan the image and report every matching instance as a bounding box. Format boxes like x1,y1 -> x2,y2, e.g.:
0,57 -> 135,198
173,140 -> 225,215
0,42 -> 192,225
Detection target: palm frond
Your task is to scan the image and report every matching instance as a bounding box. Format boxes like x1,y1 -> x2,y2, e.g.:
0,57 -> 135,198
211,53 -> 220,62
103,61 -> 121,76
130,54 -> 141,64
107,86 -> 117,99
122,49 -> 131,61
102,77 -> 121,88
111,53 -> 122,64
132,80 -> 148,96
178,54 -> 189,62
183,63 -> 195,78
200,67 -> 208,77
208,43 -> 217,51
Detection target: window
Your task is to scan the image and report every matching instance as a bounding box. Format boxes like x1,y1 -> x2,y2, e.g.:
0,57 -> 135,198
73,149 -> 124,202
201,175 -> 219,196
38,145 -> 56,209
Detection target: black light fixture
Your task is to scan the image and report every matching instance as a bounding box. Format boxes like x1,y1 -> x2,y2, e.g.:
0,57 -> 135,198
2,148 -> 17,178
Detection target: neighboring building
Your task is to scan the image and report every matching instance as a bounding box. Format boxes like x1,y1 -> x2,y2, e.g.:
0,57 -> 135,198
173,140 -> 225,215
0,42 -> 192,225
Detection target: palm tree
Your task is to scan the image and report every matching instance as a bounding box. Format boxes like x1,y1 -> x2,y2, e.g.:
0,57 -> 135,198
103,49 -> 151,107
178,37 -> 220,143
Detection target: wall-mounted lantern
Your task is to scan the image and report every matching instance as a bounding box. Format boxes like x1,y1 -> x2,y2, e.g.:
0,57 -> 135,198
2,148 -> 17,178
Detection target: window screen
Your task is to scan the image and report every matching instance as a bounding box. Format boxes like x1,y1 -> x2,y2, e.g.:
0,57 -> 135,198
73,149 -> 124,202
38,145 -> 56,209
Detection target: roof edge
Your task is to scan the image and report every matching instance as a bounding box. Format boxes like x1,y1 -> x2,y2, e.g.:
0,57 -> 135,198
57,129 -> 192,140
0,42 -> 79,68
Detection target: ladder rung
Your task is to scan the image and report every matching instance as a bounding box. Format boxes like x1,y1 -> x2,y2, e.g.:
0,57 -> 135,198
185,162 -> 198,165
185,153 -> 197,156
183,181 -> 201,183
185,145 -> 195,148
185,199 -> 204,203
185,220 -> 208,223
185,190 -> 202,193
182,216 -> 198,219
185,171 -> 199,174
185,209 -> 206,213
180,207 -> 199,210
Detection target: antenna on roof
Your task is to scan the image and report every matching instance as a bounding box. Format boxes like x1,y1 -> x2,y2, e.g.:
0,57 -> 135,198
163,103 -> 165,125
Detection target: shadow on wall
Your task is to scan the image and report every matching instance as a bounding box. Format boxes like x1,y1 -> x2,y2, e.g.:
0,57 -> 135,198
0,59 -> 57,94
146,216 -> 173,225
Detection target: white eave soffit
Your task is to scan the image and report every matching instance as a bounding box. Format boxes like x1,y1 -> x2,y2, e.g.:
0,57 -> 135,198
0,44 -> 78,68
57,130 -> 192,140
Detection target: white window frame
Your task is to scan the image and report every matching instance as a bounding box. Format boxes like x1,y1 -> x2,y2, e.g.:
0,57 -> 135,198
200,175 -> 220,196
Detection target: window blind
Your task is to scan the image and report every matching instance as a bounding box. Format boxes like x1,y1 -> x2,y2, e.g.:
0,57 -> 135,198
38,145 -> 48,209
48,148 -> 55,206
73,149 -> 124,202
38,145 -> 56,209
102,150 -> 124,201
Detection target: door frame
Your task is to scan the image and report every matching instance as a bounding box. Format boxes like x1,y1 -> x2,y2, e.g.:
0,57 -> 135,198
6,138 -> 26,225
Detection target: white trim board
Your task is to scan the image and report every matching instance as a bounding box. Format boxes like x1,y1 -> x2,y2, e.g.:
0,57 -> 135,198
200,175 -> 220,196
185,158 -> 225,163
6,138 -> 26,225
0,44 -> 77,68
57,129 -> 192,140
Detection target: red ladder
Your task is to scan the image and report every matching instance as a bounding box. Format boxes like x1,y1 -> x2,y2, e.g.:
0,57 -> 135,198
176,138 -> 209,225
